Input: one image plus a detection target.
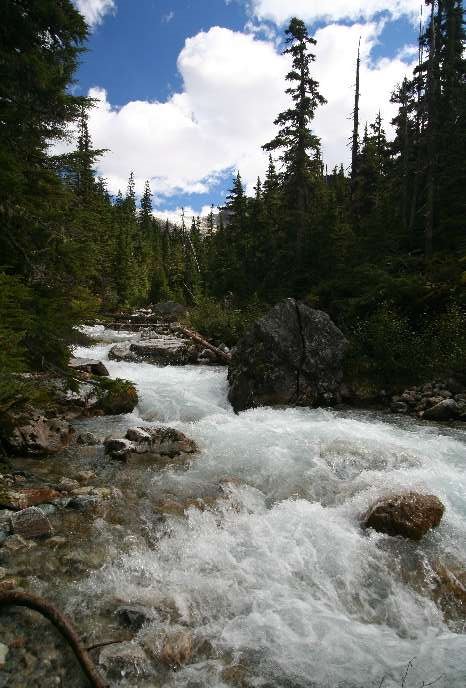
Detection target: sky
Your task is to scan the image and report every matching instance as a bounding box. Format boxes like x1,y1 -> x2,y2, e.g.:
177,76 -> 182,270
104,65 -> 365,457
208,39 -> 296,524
69,0 -> 423,222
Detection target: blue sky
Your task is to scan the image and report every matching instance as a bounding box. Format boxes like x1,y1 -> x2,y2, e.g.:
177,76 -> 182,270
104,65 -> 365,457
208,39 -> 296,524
71,0 -> 420,220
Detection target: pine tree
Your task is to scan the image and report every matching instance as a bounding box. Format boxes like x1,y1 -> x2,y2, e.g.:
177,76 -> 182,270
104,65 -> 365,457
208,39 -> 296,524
263,17 -> 327,290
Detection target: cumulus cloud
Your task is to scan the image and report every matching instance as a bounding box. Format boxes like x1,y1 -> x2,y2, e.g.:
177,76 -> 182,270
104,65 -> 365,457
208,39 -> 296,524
73,0 -> 116,28
249,0 -> 420,24
312,21 -> 417,172
74,28 -> 288,199
59,24 -> 416,212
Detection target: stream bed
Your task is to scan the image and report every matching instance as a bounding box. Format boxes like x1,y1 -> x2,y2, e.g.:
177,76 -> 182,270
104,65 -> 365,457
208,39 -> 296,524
2,325 -> 466,688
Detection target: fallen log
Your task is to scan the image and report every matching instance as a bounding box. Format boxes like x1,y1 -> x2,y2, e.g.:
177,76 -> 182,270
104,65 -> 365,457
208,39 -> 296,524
0,590 -> 109,688
173,325 -> 232,364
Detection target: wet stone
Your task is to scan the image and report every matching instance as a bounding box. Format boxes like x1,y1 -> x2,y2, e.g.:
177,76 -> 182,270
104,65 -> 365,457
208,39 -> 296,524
58,478 -> 80,492
365,492 -> 444,541
75,470 -> 97,483
3,535 -> 31,551
66,495 -> 100,512
99,641 -> 149,676
116,605 -> 154,630
76,431 -> 99,446
10,507 -> 52,539
0,487 -> 60,511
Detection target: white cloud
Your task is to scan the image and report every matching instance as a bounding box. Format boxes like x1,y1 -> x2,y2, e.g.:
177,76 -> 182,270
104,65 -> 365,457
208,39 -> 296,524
312,21 -> 417,172
249,0 -> 420,24
71,28 -> 288,198
74,0 -> 115,27
58,24 -> 416,209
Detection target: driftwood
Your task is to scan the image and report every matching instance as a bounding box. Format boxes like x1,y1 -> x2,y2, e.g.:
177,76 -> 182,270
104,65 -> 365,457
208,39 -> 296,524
0,590 -> 109,688
174,326 -> 232,364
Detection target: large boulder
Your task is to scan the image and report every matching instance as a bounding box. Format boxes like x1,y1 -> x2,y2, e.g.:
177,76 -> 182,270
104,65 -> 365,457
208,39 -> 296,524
364,492 -> 444,541
227,299 -> 348,412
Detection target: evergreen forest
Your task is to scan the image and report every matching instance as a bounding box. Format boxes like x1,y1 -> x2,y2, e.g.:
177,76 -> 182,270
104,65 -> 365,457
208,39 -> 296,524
1,0 -> 465,404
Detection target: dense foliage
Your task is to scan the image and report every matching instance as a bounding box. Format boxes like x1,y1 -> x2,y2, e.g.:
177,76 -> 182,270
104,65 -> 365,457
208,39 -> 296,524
1,1 -> 464,401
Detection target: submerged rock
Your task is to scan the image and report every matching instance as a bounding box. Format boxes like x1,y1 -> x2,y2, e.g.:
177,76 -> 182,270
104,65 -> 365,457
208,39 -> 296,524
159,630 -> 193,668
365,492 -> 444,541
142,627 -> 193,668
228,299 -> 348,412
99,641 -> 149,676
10,506 -> 52,539
116,605 -> 154,630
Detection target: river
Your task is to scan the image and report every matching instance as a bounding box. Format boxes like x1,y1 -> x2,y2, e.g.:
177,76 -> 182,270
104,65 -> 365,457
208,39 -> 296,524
72,325 -> 466,688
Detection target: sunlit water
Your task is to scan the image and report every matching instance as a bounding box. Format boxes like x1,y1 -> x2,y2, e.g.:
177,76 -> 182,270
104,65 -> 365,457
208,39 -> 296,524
72,327 -> 466,687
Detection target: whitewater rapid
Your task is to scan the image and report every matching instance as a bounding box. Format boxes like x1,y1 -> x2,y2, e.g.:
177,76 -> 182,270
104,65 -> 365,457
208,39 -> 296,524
73,326 -> 466,687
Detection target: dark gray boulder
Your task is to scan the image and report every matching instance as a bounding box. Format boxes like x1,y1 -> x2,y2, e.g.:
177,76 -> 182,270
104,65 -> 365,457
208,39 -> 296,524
227,299 -> 348,412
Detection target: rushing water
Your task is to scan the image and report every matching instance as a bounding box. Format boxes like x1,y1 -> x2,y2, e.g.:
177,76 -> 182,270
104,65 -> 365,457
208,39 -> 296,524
73,326 -> 466,688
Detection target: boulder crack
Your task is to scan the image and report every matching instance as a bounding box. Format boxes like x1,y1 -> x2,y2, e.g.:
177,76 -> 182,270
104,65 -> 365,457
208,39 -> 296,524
294,299 -> 306,402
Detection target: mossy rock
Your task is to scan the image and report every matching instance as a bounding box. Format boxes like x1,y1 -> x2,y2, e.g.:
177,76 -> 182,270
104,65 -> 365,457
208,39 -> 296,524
95,378 -> 138,415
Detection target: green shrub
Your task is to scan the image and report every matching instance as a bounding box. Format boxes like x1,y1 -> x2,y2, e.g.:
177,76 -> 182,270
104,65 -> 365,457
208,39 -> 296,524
425,305 -> 466,381
0,273 -> 32,405
346,303 -> 466,389
346,305 -> 425,388
95,377 -> 138,415
185,297 -> 265,347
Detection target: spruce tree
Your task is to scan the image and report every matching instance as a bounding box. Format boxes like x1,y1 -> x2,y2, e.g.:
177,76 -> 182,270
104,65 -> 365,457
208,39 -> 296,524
263,17 -> 326,290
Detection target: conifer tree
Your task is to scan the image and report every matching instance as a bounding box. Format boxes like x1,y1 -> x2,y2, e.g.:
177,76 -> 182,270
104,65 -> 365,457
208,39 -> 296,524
263,17 -> 326,289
